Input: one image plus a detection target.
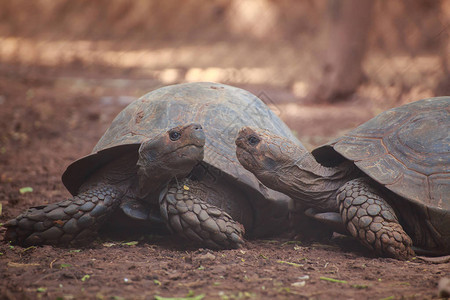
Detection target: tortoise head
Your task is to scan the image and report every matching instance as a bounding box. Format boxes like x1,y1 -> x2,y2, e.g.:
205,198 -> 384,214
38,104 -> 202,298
235,127 -> 307,185
138,123 -> 205,179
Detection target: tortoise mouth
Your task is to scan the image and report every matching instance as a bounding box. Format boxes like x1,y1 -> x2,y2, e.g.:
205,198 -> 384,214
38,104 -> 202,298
235,145 -> 255,170
138,143 -> 204,180
175,143 -> 205,165
172,143 -> 204,159
235,136 -> 246,149
138,142 -> 204,172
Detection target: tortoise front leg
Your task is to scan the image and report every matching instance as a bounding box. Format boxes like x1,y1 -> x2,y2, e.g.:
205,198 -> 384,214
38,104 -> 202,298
337,178 -> 414,260
4,184 -> 122,246
159,179 -> 245,249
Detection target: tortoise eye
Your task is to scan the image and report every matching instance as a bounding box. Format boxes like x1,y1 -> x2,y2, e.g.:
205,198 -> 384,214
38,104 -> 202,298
247,135 -> 260,146
169,131 -> 181,141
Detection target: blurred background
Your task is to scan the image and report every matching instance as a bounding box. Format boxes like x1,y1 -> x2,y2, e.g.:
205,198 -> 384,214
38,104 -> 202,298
0,3 -> 449,297
0,0 -> 449,148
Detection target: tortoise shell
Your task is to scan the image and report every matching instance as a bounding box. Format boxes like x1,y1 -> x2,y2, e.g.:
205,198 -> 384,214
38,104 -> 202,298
62,82 -> 304,201
312,97 -> 450,211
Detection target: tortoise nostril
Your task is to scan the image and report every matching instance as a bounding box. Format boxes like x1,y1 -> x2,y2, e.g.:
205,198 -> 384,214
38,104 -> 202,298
194,124 -> 203,130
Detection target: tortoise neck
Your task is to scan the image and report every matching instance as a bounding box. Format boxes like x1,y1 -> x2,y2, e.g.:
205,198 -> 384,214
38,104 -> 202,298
274,153 -> 356,212
137,167 -> 177,198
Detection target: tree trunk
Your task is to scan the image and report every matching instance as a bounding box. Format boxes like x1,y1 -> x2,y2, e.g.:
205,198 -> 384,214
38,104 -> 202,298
435,0 -> 450,95
307,0 -> 374,103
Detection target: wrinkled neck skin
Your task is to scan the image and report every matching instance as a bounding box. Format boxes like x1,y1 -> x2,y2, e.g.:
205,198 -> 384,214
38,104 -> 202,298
80,150 -> 192,200
137,162 -> 190,199
260,152 -> 357,212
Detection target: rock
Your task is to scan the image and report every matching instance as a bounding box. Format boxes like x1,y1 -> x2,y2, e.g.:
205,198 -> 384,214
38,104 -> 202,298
291,281 -> 306,287
196,252 -> 216,261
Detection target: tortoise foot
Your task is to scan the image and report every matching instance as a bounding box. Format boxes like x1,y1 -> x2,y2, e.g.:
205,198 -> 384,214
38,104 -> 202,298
4,185 -> 122,246
337,178 -> 415,260
159,180 -> 245,249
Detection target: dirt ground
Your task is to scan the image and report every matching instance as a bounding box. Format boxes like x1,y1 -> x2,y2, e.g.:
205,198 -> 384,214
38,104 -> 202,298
0,68 -> 448,300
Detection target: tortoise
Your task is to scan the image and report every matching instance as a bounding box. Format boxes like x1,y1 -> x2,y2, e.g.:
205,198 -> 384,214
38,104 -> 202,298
235,97 -> 450,259
4,82 -> 296,249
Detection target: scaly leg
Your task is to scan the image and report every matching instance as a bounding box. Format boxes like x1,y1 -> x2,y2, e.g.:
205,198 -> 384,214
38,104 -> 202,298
336,178 -> 414,260
4,184 -> 122,246
159,179 -> 245,249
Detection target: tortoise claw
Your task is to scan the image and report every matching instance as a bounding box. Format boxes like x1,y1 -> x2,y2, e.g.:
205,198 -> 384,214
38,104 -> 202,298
337,178 -> 415,260
159,180 -> 245,249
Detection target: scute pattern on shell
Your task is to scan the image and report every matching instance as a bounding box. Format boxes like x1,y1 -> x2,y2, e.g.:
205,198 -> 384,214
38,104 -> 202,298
313,97 -> 450,210
62,82 -> 303,200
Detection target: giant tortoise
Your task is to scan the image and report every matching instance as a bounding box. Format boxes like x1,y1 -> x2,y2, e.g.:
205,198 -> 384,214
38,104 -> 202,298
5,82 -> 297,249
235,97 -> 449,259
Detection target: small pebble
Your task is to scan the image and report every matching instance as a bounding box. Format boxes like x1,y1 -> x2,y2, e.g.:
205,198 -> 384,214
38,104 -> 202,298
291,281 -> 306,287
197,253 -> 216,261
